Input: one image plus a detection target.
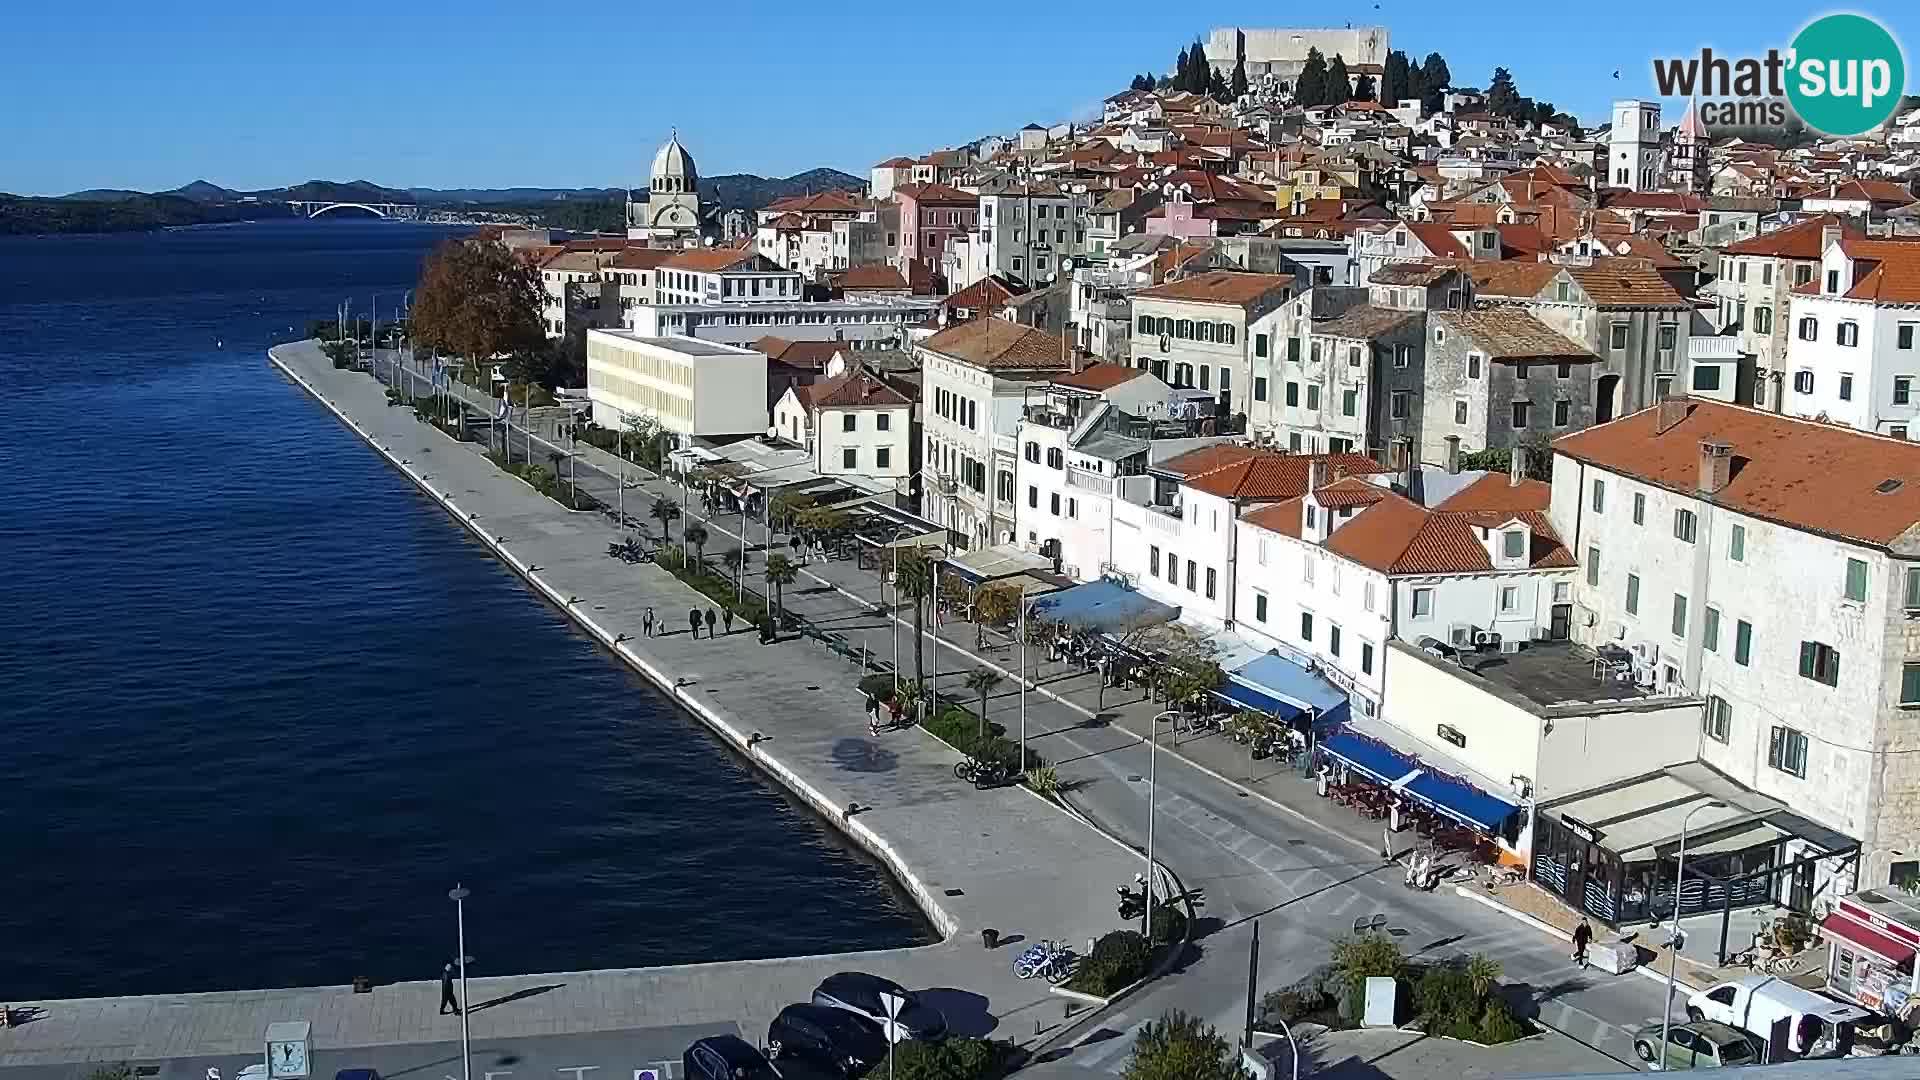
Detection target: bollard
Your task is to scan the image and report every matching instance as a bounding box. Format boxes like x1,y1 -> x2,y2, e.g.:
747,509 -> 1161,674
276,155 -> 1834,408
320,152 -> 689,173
982,928 -> 1000,949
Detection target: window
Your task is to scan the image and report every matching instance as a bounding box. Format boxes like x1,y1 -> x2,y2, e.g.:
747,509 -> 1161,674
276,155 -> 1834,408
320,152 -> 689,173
1592,479 -> 1606,513
1798,316 -> 1818,342
1754,307 -> 1773,334
1674,509 -> 1697,543
1412,587 -> 1433,617
1903,663 -> 1920,706
1737,261 -> 1748,283
1351,346 -> 1363,367
1839,321 -> 1860,347
842,413 -> 857,432
1254,377 -> 1268,401
1150,546 -> 1161,575
1729,524 -> 1746,561
1185,561 -> 1196,592
1511,401 -> 1532,428
1255,333 -> 1270,358
1306,504 -> 1317,530
1671,593 -> 1689,637
1300,612 -> 1314,641
842,447 -> 857,468
1454,400 -> 1468,424
1632,492 -> 1646,525
1828,269 -> 1841,293
1798,640 -> 1840,686
1907,566 -> 1920,609
1841,374 -> 1855,401
1205,567 -> 1217,599
1392,392 -> 1410,419
1587,546 -> 1601,586
1254,592 -> 1268,622
1845,557 -> 1869,602
1794,370 -> 1814,394
1554,399 -> 1571,426
1693,365 -> 1723,392
876,413 -> 891,431
1361,642 -> 1374,675
1609,322 -> 1629,351
1467,353 -> 1482,378
1049,492 -> 1061,516
1735,619 -> 1753,666
1704,696 -> 1732,742
1502,530 -> 1525,559
1027,485 -> 1038,509
1046,447 -> 1064,470
1500,585 -> 1519,611
1285,382 -> 1300,407
1393,345 -> 1410,369
1342,389 -> 1357,416
1899,378 -> 1914,405
876,447 -> 891,468
1795,263 -> 1813,287
1768,725 -> 1809,777
1902,324 -> 1918,350
996,471 -> 1014,502
1166,554 -> 1178,583
1626,573 -> 1640,615
1329,623 -> 1342,657
1306,385 -> 1320,411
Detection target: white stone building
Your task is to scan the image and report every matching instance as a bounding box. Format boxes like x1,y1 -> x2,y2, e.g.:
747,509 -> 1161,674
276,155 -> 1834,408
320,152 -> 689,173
584,330 -> 768,441
1550,397 -> 1920,889
977,181 -> 1088,286
1714,215 -> 1855,409
625,296 -> 938,346
652,250 -> 803,307
1781,233 -> 1920,438
1130,270 -> 1298,424
771,365 -> 915,482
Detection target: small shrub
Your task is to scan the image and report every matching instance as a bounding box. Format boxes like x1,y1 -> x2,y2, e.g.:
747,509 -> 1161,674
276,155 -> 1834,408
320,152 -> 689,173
1260,989 -> 1315,1024
1025,765 -> 1060,797
1415,965 -> 1474,1029
1149,901 -> 1187,947
1776,914 -> 1813,953
1067,929 -> 1151,996
1472,998 -> 1527,1044
1336,983 -> 1364,1024
1331,932 -> 1405,993
888,1036 -> 1014,1080
1124,1010 -> 1243,1080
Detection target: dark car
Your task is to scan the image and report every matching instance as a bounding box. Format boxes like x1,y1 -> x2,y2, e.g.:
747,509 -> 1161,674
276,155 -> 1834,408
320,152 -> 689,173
811,972 -> 948,1043
767,1003 -> 887,1077
683,1035 -> 778,1080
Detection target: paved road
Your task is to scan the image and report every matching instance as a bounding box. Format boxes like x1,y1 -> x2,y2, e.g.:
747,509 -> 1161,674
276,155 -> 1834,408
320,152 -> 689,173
388,364 -> 1676,1073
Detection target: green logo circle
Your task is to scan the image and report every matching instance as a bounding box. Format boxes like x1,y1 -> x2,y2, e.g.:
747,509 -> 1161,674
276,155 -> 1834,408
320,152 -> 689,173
1787,14 -> 1906,136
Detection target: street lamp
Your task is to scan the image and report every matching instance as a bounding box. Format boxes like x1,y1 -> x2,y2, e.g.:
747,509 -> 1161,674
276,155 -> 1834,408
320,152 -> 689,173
1660,800 -> 1727,1058
1144,709 -> 1180,939
449,883 -> 473,1080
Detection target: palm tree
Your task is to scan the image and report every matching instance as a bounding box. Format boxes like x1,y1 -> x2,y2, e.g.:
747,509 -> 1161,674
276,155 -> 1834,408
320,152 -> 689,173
684,522 -> 709,569
650,496 -> 681,550
764,553 -> 797,624
895,550 -> 934,692
964,667 -> 1004,741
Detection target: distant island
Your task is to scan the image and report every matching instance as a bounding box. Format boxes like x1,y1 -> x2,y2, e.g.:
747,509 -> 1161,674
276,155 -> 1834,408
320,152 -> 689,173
0,169 -> 865,237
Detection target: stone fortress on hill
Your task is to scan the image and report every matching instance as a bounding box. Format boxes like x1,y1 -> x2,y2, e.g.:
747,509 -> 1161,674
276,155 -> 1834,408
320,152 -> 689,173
1204,25 -> 1390,83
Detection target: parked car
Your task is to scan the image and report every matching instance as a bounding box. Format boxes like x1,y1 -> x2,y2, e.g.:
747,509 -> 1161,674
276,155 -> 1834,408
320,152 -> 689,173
682,1035 -> 778,1080
767,1003 -> 887,1078
1631,1021 -> 1762,1069
811,971 -> 949,1043
1686,975 -> 1869,1059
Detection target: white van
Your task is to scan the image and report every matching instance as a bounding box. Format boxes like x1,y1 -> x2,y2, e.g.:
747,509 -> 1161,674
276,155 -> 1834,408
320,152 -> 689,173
1686,975 -> 1870,1060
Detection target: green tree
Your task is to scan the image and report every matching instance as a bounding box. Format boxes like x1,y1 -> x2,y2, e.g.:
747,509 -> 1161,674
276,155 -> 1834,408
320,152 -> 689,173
794,505 -> 848,537
1382,49 -> 1411,104
1208,68 -> 1231,103
1294,48 -> 1328,107
410,238 -> 544,375
964,667 -> 1004,740
1186,38 -> 1211,93
1326,54 -> 1353,104
1331,932 -> 1406,994
1420,52 -> 1452,113
1466,952 -> 1503,999
1353,74 -> 1377,102
894,548 -> 936,695
770,490 -> 817,531
650,496 -> 681,546
1174,46 -> 1193,91
763,553 -> 797,623
1230,56 -> 1249,100
1125,1010 -> 1246,1080
684,521 -> 709,567
1486,66 -> 1521,119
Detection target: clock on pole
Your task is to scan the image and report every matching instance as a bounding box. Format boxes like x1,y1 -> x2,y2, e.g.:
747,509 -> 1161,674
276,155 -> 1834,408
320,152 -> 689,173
265,1020 -> 312,1080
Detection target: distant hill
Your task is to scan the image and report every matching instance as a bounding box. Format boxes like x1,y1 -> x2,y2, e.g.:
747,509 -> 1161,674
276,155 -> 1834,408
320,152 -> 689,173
409,186 -> 627,205
0,193 -> 293,236
166,180 -> 240,203
698,168 -> 864,210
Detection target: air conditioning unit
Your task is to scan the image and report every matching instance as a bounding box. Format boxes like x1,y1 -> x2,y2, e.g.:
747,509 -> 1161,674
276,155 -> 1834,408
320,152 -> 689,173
1501,638 -> 1524,654
1473,629 -> 1497,647
1449,623 -> 1474,646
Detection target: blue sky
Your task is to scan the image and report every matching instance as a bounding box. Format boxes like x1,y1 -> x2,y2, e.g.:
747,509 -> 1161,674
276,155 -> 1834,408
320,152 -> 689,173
2,2 -> 1914,196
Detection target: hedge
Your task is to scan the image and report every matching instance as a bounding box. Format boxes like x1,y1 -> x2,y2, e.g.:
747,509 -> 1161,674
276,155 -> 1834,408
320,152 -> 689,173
856,676 -> 1043,772
1065,929 -> 1150,996
885,1037 -> 1016,1080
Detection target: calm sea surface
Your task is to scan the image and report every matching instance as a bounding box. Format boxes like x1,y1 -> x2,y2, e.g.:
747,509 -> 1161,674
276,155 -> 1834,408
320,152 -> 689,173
0,220 -> 929,1001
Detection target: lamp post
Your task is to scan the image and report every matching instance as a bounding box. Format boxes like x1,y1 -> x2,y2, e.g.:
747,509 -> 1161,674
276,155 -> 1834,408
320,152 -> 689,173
1660,800 -> 1726,1059
1016,581 -> 1044,771
1145,709 -> 1180,939
448,883 -> 473,1080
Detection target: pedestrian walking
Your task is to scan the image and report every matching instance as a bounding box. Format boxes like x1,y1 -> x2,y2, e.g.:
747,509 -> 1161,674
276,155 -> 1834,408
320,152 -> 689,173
643,607 -> 655,638
1572,918 -> 1593,967
722,608 -> 735,635
688,607 -> 702,638
887,696 -> 904,728
789,533 -> 802,563
440,962 -> 460,1015
865,692 -> 880,721
704,608 -> 718,638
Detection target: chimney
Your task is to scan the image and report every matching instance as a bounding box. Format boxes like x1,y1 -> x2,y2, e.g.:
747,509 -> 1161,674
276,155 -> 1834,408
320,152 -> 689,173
1654,396 -> 1689,435
1698,440 -> 1733,496
1509,447 -> 1526,486
1308,458 -> 1330,492
1444,434 -> 1462,474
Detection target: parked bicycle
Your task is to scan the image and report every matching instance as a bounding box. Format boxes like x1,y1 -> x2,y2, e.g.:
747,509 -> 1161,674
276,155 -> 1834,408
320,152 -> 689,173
955,757 -> 1012,786
1012,939 -> 1077,983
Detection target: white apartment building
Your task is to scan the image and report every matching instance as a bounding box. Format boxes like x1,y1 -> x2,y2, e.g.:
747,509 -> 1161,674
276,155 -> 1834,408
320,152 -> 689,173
540,250 -> 618,338
770,365 -> 915,482
1782,234 -> 1920,438
652,250 -> 804,306
977,182 -> 1088,285
1714,216 -> 1853,407
605,248 -> 674,324
1131,270 -> 1298,423
584,330 -> 769,441
626,296 -> 939,346
1550,397 -> 1920,889
919,319 -> 1072,548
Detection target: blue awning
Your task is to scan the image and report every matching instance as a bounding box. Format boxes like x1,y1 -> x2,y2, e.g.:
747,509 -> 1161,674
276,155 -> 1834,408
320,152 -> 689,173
1404,771 -> 1519,833
1028,580 -> 1179,636
1232,653 -> 1348,717
1319,730 -> 1420,786
1215,680 -> 1304,721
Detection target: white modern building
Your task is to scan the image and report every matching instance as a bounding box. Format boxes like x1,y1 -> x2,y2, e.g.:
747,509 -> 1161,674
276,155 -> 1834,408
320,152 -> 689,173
1551,397 -> 1920,890
584,330 -> 769,441
1782,233 -> 1920,438
625,296 -> 939,346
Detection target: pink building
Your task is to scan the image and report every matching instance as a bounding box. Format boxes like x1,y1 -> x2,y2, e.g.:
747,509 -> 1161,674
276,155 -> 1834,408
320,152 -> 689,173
894,182 -> 980,280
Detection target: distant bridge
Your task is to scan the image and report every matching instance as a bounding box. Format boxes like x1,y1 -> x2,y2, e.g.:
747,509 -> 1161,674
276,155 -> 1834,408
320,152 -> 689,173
288,201 -> 420,220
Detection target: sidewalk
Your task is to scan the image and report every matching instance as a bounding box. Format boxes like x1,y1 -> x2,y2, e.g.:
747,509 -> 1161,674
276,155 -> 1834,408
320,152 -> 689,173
0,344 -> 1147,1069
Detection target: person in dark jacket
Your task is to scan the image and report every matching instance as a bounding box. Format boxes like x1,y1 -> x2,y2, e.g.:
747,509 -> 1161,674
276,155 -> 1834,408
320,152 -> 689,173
440,962 -> 460,1014
688,607 -> 702,638
1572,919 -> 1593,967
704,608 -> 718,637
721,608 -> 735,635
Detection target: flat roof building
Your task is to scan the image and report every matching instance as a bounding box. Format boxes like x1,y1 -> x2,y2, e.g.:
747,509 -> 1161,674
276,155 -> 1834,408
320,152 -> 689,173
585,330 -> 769,442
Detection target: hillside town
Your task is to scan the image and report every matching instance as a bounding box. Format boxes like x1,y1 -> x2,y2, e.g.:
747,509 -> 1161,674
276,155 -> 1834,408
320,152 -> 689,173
463,20 -> 1920,1055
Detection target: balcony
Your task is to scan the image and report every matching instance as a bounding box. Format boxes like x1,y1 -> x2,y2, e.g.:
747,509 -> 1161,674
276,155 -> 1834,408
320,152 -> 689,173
1023,403 -> 1078,430
1065,467 -> 1114,495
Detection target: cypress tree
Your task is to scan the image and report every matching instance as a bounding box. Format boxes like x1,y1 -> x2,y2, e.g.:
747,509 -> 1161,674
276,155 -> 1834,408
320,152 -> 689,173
1295,48 -> 1328,107
1326,54 -> 1353,105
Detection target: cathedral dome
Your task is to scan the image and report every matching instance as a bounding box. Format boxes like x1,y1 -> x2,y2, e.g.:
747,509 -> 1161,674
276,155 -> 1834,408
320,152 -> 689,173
651,131 -> 698,194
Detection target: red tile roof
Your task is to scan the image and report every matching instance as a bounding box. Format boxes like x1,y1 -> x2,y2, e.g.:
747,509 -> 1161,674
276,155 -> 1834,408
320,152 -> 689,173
1053,362 -> 1148,392
1552,398 -> 1920,548
1133,270 -> 1294,308
1432,309 -> 1595,361
1185,451 -> 1390,501
806,365 -> 914,409
1322,492 -> 1574,575
921,318 -> 1070,371
1436,473 -> 1552,513
660,248 -> 762,272
840,265 -> 909,291
1723,214 -> 1860,259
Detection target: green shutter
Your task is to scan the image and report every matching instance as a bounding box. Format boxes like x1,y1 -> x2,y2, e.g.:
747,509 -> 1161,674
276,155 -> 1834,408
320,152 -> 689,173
1735,621 -> 1752,666
1800,641 -> 1816,678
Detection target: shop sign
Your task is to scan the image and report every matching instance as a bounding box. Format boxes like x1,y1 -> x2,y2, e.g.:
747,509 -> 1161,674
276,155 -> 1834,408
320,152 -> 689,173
1561,815 -> 1600,844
